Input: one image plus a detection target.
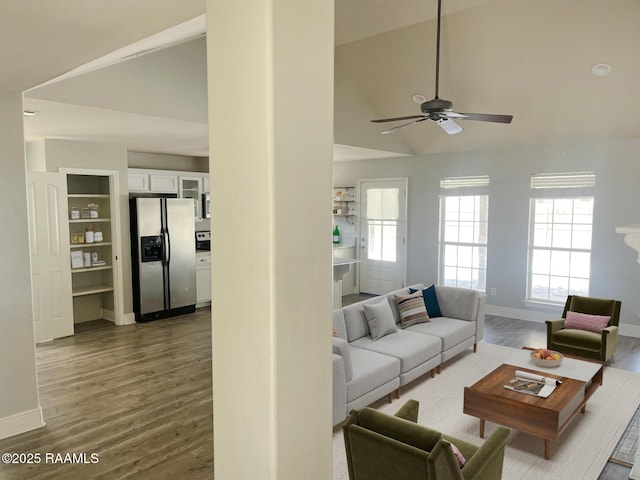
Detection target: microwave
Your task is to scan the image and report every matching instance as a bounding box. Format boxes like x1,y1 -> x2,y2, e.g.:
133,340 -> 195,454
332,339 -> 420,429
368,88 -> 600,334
202,193 -> 211,219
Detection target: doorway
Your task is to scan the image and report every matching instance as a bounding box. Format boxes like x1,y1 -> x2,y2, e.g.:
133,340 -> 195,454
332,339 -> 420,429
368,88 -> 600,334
357,178 -> 408,294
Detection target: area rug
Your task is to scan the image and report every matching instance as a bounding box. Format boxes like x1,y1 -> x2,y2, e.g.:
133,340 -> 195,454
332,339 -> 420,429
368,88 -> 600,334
333,343 -> 640,480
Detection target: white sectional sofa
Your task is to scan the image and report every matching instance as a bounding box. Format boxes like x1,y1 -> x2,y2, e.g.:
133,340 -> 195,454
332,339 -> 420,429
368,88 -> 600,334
332,283 -> 485,426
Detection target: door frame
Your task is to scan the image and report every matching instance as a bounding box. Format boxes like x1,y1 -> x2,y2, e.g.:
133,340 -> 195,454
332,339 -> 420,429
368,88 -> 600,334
356,177 -> 408,294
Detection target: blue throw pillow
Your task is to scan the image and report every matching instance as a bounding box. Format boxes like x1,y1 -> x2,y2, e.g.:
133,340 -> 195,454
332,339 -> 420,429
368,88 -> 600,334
410,285 -> 443,318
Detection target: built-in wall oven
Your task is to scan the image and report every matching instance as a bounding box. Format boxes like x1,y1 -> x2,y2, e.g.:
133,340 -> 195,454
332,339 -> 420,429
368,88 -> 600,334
202,193 -> 211,219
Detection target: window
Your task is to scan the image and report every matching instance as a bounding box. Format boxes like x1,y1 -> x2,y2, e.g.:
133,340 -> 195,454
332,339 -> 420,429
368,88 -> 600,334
438,176 -> 489,292
366,188 -> 399,262
527,172 -> 595,303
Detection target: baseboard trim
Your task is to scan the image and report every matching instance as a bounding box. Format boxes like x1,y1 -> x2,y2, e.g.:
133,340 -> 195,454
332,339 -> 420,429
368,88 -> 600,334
485,305 -> 554,324
486,305 -> 640,338
0,407 -> 45,441
117,312 -> 136,326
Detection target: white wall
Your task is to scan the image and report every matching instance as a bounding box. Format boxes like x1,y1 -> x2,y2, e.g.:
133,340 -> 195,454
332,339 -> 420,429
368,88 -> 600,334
0,88 -> 42,438
42,139 -> 133,319
128,151 -> 208,172
334,138 -> 640,330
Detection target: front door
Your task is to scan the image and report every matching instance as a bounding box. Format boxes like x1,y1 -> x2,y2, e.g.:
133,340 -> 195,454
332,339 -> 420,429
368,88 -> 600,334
27,171 -> 74,341
358,178 -> 408,294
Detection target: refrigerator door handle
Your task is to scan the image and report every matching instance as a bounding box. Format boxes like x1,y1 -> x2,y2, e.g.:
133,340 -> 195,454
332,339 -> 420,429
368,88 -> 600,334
164,230 -> 171,264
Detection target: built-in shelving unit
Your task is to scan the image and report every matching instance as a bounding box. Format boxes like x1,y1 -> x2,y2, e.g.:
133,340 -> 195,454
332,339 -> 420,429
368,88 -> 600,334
333,186 -> 356,223
67,174 -> 117,322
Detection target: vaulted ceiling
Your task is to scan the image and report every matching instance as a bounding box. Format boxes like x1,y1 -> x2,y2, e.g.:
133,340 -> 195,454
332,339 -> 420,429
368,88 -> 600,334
3,0 -> 639,160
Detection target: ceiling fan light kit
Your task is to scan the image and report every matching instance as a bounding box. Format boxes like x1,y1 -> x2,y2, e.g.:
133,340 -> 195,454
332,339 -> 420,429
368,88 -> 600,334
372,0 -> 513,135
591,63 -> 612,76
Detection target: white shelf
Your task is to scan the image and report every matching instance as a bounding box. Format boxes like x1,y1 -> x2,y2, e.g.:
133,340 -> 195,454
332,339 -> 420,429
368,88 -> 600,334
68,194 -> 110,198
72,285 -> 114,297
69,217 -> 111,223
70,242 -> 112,249
71,265 -> 112,273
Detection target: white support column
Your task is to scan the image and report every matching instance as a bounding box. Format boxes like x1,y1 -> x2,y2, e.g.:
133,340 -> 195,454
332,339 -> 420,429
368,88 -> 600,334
207,1 -> 334,479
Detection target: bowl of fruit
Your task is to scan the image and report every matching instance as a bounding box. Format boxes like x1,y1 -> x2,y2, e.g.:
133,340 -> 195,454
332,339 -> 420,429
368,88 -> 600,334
530,348 -> 563,368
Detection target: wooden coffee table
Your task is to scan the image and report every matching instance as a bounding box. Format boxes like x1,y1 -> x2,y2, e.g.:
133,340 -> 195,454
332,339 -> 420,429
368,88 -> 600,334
463,349 -> 604,459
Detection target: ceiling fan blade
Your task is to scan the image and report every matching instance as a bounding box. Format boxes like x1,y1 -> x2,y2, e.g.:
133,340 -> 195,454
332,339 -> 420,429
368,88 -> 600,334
435,117 -> 463,135
371,115 -> 427,123
457,112 -> 513,124
380,117 -> 428,134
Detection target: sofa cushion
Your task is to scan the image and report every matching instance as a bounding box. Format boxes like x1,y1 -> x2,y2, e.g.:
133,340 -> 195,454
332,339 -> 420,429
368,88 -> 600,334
351,330 -> 441,374
395,291 -> 430,328
552,328 -> 602,351
435,285 -> 479,321
407,317 -> 476,351
356,406 -> 442,452
332,337 -> 354,382
564,311 -> 610,333
347,347 -> 400,402
363,300 -> 398,341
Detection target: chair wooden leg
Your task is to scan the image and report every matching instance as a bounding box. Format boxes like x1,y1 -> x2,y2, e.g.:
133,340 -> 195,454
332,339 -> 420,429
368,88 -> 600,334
430,368 -> 435,378
437,365 -> 441,374
387,393 -> 392,403
396,387 -> 400,399
473,343 -> 477,353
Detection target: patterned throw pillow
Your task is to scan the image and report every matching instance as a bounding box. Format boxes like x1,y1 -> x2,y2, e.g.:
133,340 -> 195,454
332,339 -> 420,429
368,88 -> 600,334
332,327 -> 340,338
564,311 -> 611,333
395,291 -> 430,328
409,285 -> 443,318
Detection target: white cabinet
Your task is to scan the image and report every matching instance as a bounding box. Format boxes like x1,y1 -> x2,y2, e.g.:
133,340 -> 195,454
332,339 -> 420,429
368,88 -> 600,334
196,252 -> 211,306
179,176 -> 203,221
128,171 -> 149,192
149,174 -> 178,193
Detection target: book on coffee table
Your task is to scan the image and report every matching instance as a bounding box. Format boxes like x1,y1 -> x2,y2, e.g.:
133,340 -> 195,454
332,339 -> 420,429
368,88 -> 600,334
504,370 -> 559,398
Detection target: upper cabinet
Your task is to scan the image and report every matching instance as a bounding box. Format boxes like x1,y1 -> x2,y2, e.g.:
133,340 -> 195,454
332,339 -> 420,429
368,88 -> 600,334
127,168 -> 209,221
179,175 -> 203,221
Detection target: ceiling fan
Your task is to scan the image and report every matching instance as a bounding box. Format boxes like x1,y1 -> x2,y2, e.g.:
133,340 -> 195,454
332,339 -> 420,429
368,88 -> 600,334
371,0 -> 513,135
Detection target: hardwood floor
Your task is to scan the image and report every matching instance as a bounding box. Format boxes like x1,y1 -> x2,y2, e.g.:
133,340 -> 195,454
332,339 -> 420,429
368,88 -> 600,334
1,307 -> 639,479
0,309 -> 213,480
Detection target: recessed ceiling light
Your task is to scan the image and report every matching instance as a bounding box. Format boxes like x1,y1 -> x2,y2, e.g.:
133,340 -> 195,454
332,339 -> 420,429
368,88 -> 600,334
591,63 -> 612,76
23,110 -> 38,117
411,93 -> 426,104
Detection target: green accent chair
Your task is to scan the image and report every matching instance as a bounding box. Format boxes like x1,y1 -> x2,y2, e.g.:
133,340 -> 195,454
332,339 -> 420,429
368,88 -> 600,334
546,295 -> 621,363
342,399 -> 510,480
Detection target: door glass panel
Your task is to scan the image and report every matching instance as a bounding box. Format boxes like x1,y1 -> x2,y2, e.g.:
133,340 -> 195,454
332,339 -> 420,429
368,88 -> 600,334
366,187 -> 399,263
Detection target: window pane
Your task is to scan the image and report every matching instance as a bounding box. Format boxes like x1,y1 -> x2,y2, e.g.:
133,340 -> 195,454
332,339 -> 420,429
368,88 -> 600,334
572,224 -> 592,249
534,199 -> 554,223
549,250 -> 570,276
382,188 -> 399,219
444,222 -> 459,243
444,244 -> 458,266
457,267 -> 472,288
533,224 -> 552,247
549,276 -> 569,303
366,189 -> 381,218
551,223 -> 572,249
381,221 -> 397,262
473,246 -> 487,269
444,197 -> 459,221
569,251 -> 590,278
443,266 -> 457,287
459,222 -> 474,243
367,222 -> 381,260
553,199 -> 573,224
531,274 -> 550,300
568,277 -> 589,296
457,246 -> 473,268
531,249 -> 551,275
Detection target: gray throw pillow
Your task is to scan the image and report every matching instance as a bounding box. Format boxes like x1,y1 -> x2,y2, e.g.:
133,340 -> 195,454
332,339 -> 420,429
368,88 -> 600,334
363,300 -> 397,341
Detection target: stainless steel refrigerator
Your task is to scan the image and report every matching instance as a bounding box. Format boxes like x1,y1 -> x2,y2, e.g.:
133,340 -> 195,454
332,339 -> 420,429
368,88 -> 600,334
130,197 -> 196,322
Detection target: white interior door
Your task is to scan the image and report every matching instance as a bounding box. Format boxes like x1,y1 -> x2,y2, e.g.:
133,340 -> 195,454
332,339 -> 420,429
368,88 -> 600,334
27,171 -> 74,341
358,178 -> 408,294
